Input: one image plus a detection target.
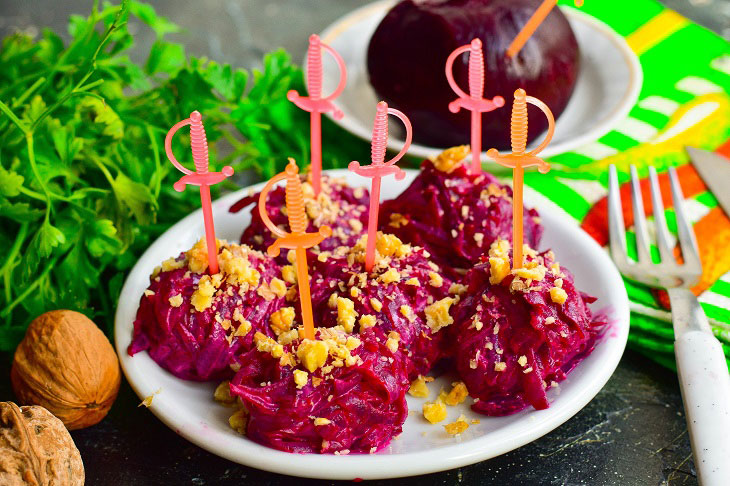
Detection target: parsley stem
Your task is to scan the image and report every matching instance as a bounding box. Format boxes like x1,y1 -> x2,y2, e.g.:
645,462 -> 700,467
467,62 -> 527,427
25,132 -> 52,207
147,125 -> 163,198
0,257 -> 57,318
0,100 -> 29,134
12,77 -> 46,108
1,223 -> 28,326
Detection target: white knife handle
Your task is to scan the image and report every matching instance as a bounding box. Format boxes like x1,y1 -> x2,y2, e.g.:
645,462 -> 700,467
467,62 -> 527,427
675,330 -> 730,486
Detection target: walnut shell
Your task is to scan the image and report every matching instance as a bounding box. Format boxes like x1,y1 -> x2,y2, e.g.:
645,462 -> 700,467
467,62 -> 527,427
11,310 -> 121,430
0,401 -> 84,486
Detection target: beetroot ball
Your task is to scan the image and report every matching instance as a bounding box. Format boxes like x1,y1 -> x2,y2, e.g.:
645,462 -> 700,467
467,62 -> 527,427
367,0 -> 579,149
306,233 -> 459,379
450,239 -> 605,415
227,326 -> 410,454
129,240 -> 291,382
230,172 -> 369,263
379,146 -> 543,275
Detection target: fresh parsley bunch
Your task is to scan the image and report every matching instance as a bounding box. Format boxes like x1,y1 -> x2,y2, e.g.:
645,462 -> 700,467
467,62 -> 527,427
0,0 -> 368,351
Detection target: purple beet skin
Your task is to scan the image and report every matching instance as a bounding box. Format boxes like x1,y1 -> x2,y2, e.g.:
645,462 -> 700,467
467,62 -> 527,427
450,240 -> 605,416
379,147 -> 543,276
367,0 -> 579,149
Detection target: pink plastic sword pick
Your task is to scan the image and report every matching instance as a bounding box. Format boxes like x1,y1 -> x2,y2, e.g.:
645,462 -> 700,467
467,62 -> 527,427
288,34 -> 347,196
445,38 -> 505,176
349,101 -> 412,272
165,111 -> 234,275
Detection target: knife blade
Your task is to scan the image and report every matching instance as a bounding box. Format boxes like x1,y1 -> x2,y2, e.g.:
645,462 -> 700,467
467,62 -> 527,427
686,146 -> 730,219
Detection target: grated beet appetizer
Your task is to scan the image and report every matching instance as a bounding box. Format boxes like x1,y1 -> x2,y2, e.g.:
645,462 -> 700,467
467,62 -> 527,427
224,326 -> 410,454
229,172 -> 369,262
379,146 -> 543,275
450,239 -> 605,416
128,239 -> 292,381
306,233 -> 459,380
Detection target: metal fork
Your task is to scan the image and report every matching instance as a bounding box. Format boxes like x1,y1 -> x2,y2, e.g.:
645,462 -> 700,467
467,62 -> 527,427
608,164 -> 730,486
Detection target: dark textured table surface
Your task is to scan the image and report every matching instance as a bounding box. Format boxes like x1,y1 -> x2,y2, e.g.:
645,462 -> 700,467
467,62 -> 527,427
1,1 -> 728,485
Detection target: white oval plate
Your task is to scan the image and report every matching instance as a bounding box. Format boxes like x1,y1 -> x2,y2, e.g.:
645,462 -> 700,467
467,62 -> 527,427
115,169 -> 629,480
318,1 -> 643,161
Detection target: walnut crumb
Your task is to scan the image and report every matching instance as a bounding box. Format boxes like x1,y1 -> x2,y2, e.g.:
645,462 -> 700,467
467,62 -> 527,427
408,376 -> 430,398
423,401 -> 447,424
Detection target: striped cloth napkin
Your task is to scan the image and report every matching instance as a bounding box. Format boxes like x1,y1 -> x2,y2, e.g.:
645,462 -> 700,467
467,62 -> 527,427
532,1 -> 730,369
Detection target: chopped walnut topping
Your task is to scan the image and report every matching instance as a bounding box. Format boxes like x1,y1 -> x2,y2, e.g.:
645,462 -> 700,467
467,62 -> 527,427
168,294 -> 183,307
269,278 -> 287,298
399,305 -> 416,323
232,309 -> 252,337
213,381 -> 235,405
359,314 -> 376,329
550,287 -> 568,304
432,145 -> 468,173
293,369 -> 308,388
336,297 -> 357,332
386,331 -> 401,353
345,336 -> 361,350
370,298 -> 383,312
191,276 -> 217,311
423,401 -> 448,424
229,409 -> 247,434
270,307 -> 295,335
545,316 -> 556,325
494,362 -> 507,372
425,297 -> 456,333
444,416 -> 469,435
554,278 -> 564,288
161,257 -> 186,273
279,265 -> 296,285
449,283 -> 468,295
513,265 -> 546,282
388,212 -> 409,228
254,332 -> 283,358
313,417 -> 331,426
473,232 -> 484,247
296,339 -> 328,372
409,376 -> 430,398
144,289 -> 155,297
444,382 -> 469,406
518,355 -> 528,367
428,272 -> 444,288
349,218 -> 363,233
380,267 -> 401,284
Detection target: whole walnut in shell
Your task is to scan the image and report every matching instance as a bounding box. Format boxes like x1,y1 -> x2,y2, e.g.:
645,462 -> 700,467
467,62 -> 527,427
11,310 -> 121,430
0,401 -> 84,486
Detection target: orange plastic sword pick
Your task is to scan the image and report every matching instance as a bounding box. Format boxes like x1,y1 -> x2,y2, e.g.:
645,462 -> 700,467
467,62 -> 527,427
258,159 -> 331,340
506,0 -> 584,58
487,89 -> 555,269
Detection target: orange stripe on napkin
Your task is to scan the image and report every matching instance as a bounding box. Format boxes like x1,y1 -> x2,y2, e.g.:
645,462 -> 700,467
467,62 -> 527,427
580,164 -> 705,246
656,207 -> 730,308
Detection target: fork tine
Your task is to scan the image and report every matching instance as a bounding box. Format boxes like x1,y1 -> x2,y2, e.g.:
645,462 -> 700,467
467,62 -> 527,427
668,166 -> 702,269
648,167 -> 674,263
630,165 -> 652,263
608,165 -> 629,269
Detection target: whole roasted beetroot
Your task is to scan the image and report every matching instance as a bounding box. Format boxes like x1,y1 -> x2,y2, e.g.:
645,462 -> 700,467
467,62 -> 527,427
367,0 -> 579,149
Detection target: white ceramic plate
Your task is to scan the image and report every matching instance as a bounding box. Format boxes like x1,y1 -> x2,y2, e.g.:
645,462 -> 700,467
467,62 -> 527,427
317,1 -> 643,161
115,169 -> 629,480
